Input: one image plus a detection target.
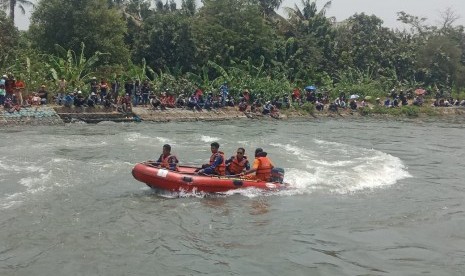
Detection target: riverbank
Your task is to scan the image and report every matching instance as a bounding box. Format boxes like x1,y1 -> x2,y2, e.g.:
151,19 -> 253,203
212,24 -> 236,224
1,104 -> 465,127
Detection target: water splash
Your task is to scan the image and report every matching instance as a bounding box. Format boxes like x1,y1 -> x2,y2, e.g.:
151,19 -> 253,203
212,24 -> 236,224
272,141 -> 412,195
200,135 -> 220,143
126,132 -> 152,142
156,137 -> 171,143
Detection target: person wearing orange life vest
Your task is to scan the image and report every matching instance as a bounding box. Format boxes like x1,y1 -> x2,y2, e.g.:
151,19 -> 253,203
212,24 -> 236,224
225,147 -> 250,175
197,142 -> 226,175
156,144 -> 179,171
241,148 -> 274,181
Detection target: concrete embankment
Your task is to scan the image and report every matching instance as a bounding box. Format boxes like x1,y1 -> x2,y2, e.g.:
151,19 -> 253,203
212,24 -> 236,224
0,106 -> 135,126
53,106 -> 135,123
131,106 -> 249,122
2,105 -> 465,127
0,106 -> 64,126
0,106 -> 251,127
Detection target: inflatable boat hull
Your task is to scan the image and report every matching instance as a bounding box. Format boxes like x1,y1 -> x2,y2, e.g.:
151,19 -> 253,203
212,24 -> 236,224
132,162 -> 287,193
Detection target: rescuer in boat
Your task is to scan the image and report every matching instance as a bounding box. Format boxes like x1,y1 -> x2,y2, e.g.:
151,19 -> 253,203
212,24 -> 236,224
156,144 -> 179,171
241,148 -> 274,181
196,142 -> 226,175
225,147 -> 250,175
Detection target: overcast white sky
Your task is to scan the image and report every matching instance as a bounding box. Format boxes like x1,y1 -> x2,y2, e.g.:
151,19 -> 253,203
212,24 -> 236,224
14,0 -> 465,30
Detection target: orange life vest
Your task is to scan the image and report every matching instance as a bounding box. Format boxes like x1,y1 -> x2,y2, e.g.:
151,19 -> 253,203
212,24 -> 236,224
227,156 -> 248,175
255,157 -> 273,181
159,154 -> 178,170
210,151 -> 226,175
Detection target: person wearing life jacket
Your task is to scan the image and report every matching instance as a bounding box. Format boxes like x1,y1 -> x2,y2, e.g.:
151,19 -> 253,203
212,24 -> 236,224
156,144 -> 179,171
197,142 -> 226,175
225,147 -> 250,175
241,148 -> 274,181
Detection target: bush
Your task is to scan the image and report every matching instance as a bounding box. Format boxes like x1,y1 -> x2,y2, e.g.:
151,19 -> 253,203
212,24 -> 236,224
400,106 -> 419,117
299,102 -> 315,115
358,107 -> 371,116
369,105 -> 389,115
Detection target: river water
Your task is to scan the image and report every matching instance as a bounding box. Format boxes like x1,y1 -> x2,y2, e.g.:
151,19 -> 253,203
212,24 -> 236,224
0,118 -> 464,275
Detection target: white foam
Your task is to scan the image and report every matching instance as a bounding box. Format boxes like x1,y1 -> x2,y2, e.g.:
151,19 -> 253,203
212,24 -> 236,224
0,161 -> 45,173
269,143 -> 315,160
156,137 -> 170,143
282,148 -> 411,195
314,139 -> 345,147
19,172 -> 50,188
0,169 -> 56,209
126,132 -> 151,142
50,158 -> 69,163
200,135 -> 220,143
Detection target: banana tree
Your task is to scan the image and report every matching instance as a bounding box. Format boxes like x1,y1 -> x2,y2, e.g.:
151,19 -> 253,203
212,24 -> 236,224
45,42 -> 108,90
125,58 -> 156,82
185,65 -> 214,91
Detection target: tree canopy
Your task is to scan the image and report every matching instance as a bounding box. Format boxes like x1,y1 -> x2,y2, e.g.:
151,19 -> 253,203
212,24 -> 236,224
29,0 -> 129,65
0,10 -> 19,68
1,0 -> 465,94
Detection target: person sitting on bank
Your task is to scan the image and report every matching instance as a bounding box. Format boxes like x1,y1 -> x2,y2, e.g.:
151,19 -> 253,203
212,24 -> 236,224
74,91 -> 86,107
187,93 -> 202,111
225,147 -> 250,175
197,142 -> 226,175
31,92 -> 41,105
241,148 -> 274,181
120,93 -> 132,112
63,92 -> 74,107
156,144 -> 179,171
238,97 -> 248,112
38,85 -> 48,105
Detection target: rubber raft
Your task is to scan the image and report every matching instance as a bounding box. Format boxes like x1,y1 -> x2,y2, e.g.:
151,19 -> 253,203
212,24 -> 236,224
132,162 -> 287,193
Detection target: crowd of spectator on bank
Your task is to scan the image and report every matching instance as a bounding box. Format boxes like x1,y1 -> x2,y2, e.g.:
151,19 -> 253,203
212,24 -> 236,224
2,73 -> 465,115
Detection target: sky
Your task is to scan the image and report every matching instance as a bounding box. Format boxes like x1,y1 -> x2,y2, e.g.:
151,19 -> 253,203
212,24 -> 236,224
13,0 -> 465,30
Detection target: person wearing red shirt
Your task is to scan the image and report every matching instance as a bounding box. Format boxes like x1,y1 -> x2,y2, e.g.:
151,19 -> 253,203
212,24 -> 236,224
14,79 -> 25,105
292,88 -> 301,102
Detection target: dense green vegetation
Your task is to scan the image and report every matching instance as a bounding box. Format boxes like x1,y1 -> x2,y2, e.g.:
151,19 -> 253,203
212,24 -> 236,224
1,0 -> 465,100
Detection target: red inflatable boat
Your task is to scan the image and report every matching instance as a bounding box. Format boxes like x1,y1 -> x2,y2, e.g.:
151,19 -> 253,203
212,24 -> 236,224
132,161 -> 287,193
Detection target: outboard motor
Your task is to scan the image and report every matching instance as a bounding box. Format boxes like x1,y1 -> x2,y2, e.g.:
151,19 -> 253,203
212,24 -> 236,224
271,168 -> 285,183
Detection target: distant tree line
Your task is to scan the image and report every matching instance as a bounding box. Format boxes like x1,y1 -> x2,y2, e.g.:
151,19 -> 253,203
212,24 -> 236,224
1,0 -> 465,99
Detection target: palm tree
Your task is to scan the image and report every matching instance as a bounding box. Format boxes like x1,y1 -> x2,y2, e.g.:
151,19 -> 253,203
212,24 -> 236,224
257,0 -> 284,17
282,0 -> 333,36
1,0 -> 34,22
284,0 -> 332,23
109,0 -> 146,26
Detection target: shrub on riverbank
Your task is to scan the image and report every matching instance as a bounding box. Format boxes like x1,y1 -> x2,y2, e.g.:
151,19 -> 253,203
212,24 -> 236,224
357,105 -> 446,117
359,105 -> 420,117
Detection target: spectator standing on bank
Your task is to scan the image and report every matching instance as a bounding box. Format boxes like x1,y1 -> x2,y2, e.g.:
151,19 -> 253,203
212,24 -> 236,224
15,77 -> 25,106
0,75 -> 6,87
111,78 -> 120,102
0,83 -> 5,106
134,80 -> 141,106
219,82 -> 229,106
4,75 -> 15,99
90,77 -> 99,94
99,78 -> 109,103
124,79 -> 134,98
140,80 -> 151,106
57,77 -> 67,104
